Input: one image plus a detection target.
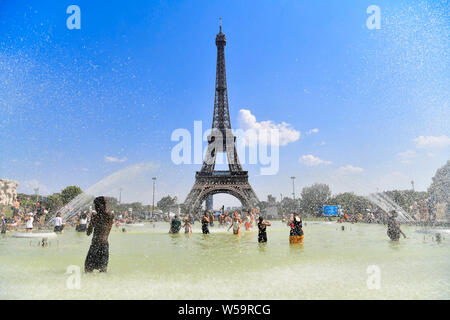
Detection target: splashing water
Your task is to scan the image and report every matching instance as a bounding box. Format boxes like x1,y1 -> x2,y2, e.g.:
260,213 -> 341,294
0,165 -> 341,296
46,162 -> 158,225
323,171 -> 417,222
366,192 -> 415,222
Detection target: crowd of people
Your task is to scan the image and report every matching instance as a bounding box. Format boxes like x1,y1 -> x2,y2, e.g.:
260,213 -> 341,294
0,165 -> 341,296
1,195 -> 411,274
168,209 -> 306,245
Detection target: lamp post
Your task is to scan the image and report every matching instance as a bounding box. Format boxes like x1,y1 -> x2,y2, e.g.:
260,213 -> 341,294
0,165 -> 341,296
290,177 -> 296,200
152,177 -> 157,217
411,180 -> 415,192
119,188 -> 122,204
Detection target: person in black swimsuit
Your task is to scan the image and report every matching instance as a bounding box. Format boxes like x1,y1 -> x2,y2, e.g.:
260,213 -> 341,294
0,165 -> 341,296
202,212 -> 210,234
257,216 -> 271,243
293,213 -> 303,237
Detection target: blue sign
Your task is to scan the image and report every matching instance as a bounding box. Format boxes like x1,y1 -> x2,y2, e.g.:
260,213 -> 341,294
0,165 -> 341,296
319,205 -> 341,216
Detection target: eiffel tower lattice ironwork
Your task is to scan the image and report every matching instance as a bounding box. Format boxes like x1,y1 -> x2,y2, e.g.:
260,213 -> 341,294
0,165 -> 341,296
183,22 -> 260,214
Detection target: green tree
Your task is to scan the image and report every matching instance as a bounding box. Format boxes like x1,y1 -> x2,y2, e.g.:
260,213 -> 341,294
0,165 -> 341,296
299,183 -> 331,216
329,192 -> 371,215
382,190 -> 428,213
46,193 -> 63,213
279,197 -> 298,215
157,195 -> 178,213
428,160 -> 450,214
60,186 -> 83,205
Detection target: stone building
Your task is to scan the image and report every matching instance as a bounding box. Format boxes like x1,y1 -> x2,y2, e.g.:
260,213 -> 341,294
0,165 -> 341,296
0,179 -> 18,206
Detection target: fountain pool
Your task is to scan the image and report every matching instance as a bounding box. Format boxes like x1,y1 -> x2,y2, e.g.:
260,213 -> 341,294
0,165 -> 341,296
0,221 -> 449,299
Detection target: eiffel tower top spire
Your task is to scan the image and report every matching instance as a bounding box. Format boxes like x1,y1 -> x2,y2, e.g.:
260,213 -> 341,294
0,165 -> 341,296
212,19 -> 230,130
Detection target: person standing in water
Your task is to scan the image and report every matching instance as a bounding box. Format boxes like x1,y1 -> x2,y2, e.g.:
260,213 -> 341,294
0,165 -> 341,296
387,210 -> 406,241
244,210 -> 253,231
228,211 -> 242,235
182,217 -> 192,234
78,213 -> 88,232
257,216 -> 271,243
209,212 -> 215,228
201,212 -> 210,234
1,214 -> 7,234
85,197 -> 114,273
169,215 -> 182,234
54,212 -> 65,233
289,213 -> 304,244
25,213 -> 34,233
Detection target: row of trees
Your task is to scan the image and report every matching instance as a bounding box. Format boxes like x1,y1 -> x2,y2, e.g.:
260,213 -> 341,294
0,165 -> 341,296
258,160 -> 449,217
18,185 -> 83,213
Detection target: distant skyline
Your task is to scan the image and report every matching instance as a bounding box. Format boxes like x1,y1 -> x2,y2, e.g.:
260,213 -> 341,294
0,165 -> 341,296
0,0 -> 449,207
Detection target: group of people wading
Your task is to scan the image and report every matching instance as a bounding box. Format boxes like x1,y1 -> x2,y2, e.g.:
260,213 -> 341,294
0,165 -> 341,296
168,209 -> 304,246
81,196 -> 406,274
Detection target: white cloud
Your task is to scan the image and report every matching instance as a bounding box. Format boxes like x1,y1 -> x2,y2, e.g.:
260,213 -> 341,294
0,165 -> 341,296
307,128 -> 319,135
414,135 -> 450,149
337,165 -> 364,174
104,156 -> 128,163
237,109 -> 300,146
34,162 -> 41,166
300,154 -> 332,166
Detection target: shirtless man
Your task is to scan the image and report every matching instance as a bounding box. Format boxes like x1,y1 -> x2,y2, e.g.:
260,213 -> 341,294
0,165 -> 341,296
85,197 -> 115,273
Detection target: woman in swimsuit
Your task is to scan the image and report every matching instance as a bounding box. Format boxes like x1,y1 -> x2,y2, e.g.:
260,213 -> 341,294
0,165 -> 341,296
257,216 -> 271,243
228,211 -> 242,235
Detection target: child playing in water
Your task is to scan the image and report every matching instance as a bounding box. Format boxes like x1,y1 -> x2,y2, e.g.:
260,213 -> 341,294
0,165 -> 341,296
182,217 -> 192,234
228,211 -> 242,235
244,210 -> 254,231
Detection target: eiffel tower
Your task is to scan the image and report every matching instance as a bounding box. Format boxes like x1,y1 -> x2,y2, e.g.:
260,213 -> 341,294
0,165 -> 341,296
183,21 -> 260,214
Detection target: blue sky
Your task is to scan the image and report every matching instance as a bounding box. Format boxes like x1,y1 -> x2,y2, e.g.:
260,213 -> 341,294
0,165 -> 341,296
0,0 -> 449,206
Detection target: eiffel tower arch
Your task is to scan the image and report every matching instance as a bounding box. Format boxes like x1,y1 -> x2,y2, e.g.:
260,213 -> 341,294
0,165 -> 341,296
183,22 -> 260,214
